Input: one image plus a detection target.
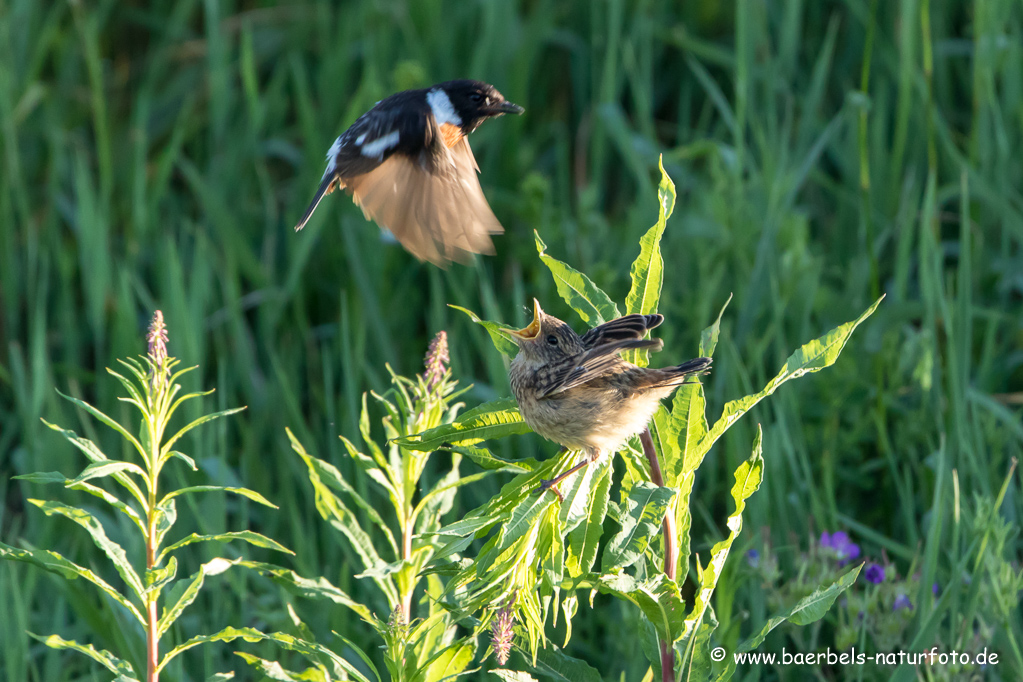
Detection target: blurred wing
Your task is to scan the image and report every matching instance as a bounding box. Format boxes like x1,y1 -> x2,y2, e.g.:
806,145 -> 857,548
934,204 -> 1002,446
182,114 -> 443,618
581,314 -> 664,347
344,129 -> 502,265
537,338 -> 664,399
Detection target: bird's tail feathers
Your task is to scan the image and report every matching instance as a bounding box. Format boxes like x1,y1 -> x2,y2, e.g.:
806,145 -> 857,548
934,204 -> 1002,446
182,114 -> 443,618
294,175 -> 339,231
640,356 -> 713,391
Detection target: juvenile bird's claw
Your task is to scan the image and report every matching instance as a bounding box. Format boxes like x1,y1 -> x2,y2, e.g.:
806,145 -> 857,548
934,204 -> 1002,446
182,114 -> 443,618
537,478 -> 564,502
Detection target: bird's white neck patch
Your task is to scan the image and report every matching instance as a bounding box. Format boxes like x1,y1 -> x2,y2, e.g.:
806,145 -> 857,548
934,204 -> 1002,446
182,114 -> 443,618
427,88 -> 462,127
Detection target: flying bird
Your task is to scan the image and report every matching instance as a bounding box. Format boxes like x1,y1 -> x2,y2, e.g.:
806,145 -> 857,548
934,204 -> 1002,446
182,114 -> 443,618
506,300 -> 712,497
294,79 -> 523,266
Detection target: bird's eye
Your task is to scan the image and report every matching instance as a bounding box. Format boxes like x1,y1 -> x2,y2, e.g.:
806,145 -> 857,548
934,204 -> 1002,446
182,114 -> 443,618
546,335 -> 558,346
470,93 -> 484,102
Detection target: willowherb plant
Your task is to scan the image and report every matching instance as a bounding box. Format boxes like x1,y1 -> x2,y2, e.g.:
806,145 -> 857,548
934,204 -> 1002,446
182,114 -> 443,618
241,331 -> 494,681
396,158 -> 881,680
0,311 -> 292,681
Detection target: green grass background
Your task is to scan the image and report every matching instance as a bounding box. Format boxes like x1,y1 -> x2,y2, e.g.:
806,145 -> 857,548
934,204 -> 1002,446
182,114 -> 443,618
1,0 -> 1021,679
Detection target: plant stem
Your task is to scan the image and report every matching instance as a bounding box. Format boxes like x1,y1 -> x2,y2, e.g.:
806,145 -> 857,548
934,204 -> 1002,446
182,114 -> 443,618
401,522 -> 413,622
146,512 -> 158,682
640,429 -> 676,681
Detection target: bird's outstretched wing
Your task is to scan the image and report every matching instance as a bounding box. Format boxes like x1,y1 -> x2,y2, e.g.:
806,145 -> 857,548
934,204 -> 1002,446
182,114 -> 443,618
344,125 -> 502,265
581,314 -> 664,347
537,338 -> 664,399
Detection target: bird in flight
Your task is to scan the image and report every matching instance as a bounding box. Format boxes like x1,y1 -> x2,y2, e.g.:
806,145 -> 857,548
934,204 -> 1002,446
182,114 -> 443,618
295,80 -> 524,266
506,300 -> 712,497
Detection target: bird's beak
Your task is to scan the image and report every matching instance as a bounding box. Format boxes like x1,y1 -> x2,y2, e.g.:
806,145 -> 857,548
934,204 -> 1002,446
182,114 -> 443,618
505,299 -> 542,342
487,100 -> 524,116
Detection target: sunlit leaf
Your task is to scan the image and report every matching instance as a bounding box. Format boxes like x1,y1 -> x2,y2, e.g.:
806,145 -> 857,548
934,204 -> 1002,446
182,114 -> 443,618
535,231 -> 619,325
238,561 -> 378,624
15,472 -> 145,533
699,294 -> 732,357
67,460 -> 149,489
394,398 -> 530,451
235,653 -> 329,681
29,632 -> 137,677
158,531 -> 293,565
29,498 -> 145,599
0,543 -> 144,625
54,390 -> 146,460
623,155 -> 674,365
601,483 -> 675,572
598,573 -> 686,644
39,420 -> 148,509
159,558 -> 240,636
449,304 -> 519,358
160,485 -> 277,508
678,427 -> 764,674
160,407 -> 246,458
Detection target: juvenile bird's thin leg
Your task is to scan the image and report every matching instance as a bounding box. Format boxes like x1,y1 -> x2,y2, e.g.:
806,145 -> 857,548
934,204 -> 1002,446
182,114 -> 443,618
538,448 -> 601,501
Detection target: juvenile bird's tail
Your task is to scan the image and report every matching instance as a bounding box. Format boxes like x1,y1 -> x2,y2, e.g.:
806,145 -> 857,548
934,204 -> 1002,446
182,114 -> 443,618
675,357 -> 712,375
294,175 -> 339,231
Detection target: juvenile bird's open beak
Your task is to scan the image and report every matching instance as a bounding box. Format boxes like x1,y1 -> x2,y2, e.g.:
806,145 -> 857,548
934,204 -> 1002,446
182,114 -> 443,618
488,100 -> 525,116
505,299 -> 542,342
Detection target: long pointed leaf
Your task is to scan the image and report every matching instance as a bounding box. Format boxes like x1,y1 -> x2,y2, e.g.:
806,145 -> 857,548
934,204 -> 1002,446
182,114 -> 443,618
40,420 -> 147,509
160,485 -> 277,508
0,542 -> 145,624
29,499 -> 145,599
535,231 -> 619,325
158,531 -> 293,565
449,304 -> 519,358
394,398 -> 530,451
15,472 -> 145,533
29,632 -> 137,677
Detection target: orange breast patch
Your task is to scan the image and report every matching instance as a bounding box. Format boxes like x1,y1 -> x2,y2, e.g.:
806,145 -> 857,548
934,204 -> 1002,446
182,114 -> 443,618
439,122 -> 463,149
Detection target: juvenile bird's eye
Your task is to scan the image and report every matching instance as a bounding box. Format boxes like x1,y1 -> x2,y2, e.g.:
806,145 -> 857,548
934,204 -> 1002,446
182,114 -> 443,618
546,335 -> 558,346
470,93 -> 484,102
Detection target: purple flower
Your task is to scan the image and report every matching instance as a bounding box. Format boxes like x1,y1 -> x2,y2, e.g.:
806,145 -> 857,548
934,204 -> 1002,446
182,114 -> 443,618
932,582 -> 939,596
746,549 -> 760,568
893,594 -> 913,611
820,531 -> 861,565
864,563 -> 885,584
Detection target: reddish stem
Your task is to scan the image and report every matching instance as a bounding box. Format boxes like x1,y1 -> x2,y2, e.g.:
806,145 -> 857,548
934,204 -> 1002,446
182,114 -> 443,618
640,429 -> 676,682
146,524 -> 158,682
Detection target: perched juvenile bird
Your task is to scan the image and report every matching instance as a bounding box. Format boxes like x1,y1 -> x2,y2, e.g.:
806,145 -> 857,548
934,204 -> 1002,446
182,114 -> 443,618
294,80 -> 524,265
506,300 -> 712,497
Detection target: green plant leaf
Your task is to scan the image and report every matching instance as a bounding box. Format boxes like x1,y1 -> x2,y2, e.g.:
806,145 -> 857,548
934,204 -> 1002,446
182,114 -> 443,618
67,460 -> 149,489
158,531 -> 293,565
15,471 -> 146,533
166,449 -> 198,470
160,557 -> 240,635
205,674 -> 235,682
413,634 -> 477,682
490,672 -> 539,682
0,543 -> 145,624
699,294 -> 732,357
289,428 -> 397,553
529,642 -> 603,682
598,573 -> 686,644
160,407 -> 246,458
238,561 -> 377,624
28,498 -> 145,599
678,427 -> 764,673
449,304 -> 519,358
54,389 -> 146,460
566,460 -> 612,576
623,155 -> 674,365
166,629 -> 377,682
452,446 -> 538,473
160,485 -> 278,508
235,653 -> 329,681
40,420 -> 147,509
146,555 -> 178,598
696,297 -> 883,466
601,483 -> 675,572
394,398 -> 530,451
29,632 -> 137,677
152,496 -> 177,550
535,231 -> 619,325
